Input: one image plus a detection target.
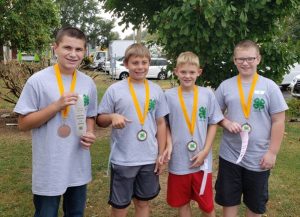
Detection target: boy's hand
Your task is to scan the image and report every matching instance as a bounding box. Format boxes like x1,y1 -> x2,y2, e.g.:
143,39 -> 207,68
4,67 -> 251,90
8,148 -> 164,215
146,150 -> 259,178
224,120 -> 242,134
190,151 -> 207,168
111,114 -> 132,129
154,156 -> 166,175
55,92 -> 78,111
159,144 -> 172,164
260,150 -> 277,170
80,131 -> 96,150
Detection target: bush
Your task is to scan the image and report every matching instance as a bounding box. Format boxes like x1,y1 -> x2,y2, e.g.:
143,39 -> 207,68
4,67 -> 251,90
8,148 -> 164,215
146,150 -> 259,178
0,61 -> 45,105
286,98 -> 300,118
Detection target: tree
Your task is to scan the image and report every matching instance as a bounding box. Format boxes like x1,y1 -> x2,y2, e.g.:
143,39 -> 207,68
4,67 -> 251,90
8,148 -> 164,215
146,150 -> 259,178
101,0 -> 300,87
0,0 -> 60,57
55,0 -> 119,49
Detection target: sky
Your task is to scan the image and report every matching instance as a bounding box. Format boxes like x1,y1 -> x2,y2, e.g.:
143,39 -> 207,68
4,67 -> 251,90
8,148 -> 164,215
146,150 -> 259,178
99,7 -> 134,40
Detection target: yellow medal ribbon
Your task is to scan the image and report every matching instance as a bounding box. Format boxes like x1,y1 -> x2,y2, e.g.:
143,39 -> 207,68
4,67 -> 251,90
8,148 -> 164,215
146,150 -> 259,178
178,86 -> 198,136
237,72 -> 259,119
128,78 -> 150,126
54,64 -> 77,119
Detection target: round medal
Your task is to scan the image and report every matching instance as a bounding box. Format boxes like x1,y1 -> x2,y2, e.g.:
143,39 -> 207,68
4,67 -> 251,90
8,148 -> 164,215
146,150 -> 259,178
187,140 -> 197,152
241,123 -> 252,133
57,124 -> 71,138
137,129 -> 147,141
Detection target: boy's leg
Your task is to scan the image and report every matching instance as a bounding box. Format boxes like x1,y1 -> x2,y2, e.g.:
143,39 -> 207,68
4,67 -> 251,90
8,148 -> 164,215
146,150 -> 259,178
215,157 -> 243,217
109,164 -> 140,216
111,207 -> 128,217
133,164 -> 160,217
245,208 -> 262,217
33,194 -> 61,217
191,172 -> 215,217
133,198 -> 150,217
243,169 -> 270,216
62,184 -> 87,217
223,206 -> 239,217
178,203 -> 192,217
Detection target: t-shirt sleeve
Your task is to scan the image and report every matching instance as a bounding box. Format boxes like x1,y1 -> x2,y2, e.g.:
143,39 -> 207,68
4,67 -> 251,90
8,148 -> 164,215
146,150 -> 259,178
14,79 -> 39,115
208,89 -> 224,124
86,81 -> 98,117
268,81 -> 288,115
155,88 -> 169,119
215,82 -> 226,111
97,86 -> 115,114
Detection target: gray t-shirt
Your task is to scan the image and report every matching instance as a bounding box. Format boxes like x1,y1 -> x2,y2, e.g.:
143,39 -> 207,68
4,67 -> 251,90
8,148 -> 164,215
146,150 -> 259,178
215,75 -> 288,171
14,66 -> 98,196
165,86 -> 224,174
98,79 -> 169,166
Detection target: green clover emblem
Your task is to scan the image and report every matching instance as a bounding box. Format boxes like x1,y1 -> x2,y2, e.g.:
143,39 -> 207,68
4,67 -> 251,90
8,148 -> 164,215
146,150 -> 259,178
83,94 -> 89,106
148,99 -> 156,112
253,98 -> 265,111
198,107 -> 207,120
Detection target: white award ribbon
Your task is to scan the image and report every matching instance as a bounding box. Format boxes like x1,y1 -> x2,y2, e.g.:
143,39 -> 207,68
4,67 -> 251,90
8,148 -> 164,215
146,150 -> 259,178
74,95 -> 87,136
199,158 -> 208,195
236,131 -> 249,164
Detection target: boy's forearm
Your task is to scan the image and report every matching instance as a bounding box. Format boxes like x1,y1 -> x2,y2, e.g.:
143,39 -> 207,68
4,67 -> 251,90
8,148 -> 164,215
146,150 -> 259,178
166,125 -> 172,149
203,124 -> 218,154
86,117 -> 95,133
96,113 -> 112,127
156,117 -> 167,155
18,102 -> 60,131
269,112 -> 285,155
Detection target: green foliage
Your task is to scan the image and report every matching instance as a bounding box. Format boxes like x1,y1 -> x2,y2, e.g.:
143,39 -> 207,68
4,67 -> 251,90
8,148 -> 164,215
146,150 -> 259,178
0,0 -> 60,54
55,0 -> 119,49
0,61 -> 45,105
287,98 -> 300,118
101,0 -> 300,87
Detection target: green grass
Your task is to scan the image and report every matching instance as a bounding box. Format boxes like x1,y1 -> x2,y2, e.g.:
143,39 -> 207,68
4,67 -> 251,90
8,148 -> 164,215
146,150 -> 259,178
0,121 -> 299,216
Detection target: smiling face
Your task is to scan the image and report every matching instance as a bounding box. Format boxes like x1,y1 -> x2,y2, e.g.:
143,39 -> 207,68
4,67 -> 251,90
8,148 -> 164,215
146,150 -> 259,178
175,63 -> 202,91
234,47 -> 261,79
124,55 -> 150,83
54,35 -> 86,74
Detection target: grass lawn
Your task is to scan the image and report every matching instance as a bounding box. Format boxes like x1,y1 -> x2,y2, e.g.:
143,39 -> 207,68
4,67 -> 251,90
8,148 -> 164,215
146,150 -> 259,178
0,73 -> 299,216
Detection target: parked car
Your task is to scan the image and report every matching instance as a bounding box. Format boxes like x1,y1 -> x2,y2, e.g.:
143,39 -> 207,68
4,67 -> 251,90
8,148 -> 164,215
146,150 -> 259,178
280,63 -> 300,90
289,74 -> 300,98
110,58 -> 171,80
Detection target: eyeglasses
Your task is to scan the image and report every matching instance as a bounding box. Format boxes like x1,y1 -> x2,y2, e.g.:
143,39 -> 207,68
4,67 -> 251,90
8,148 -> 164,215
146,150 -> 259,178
234,57 -> 257,64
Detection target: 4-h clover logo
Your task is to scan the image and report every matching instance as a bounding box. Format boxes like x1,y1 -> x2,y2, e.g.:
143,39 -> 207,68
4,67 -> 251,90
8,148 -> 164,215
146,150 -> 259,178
253,98 -> 265,111
148,99 -> 156,112
83,94 -> 89,106
198,106 -> 207,120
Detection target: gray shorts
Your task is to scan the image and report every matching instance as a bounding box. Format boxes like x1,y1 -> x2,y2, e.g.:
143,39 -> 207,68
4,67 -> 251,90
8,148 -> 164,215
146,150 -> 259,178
109,163 -> 160,209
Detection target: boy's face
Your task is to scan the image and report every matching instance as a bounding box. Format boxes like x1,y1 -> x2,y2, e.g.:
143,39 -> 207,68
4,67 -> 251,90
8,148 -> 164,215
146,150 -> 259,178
54,35 -> 86,74
124,56 -> 150,82
234,47 -> 261,77
175,63 -> 202,90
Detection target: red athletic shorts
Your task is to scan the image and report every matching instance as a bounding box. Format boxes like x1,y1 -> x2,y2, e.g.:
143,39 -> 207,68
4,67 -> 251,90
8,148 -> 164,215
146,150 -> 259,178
167,171 -> 214,213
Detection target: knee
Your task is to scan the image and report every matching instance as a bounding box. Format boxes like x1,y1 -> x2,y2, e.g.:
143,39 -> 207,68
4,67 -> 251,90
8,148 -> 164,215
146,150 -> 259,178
134,200 -> 149,209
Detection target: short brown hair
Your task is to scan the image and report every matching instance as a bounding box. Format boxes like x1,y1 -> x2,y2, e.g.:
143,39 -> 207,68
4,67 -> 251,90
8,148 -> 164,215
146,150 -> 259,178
234,40 -> 260,56
55,27 -> 87,47
123,43 -> 151,64
176,51 -> 200,68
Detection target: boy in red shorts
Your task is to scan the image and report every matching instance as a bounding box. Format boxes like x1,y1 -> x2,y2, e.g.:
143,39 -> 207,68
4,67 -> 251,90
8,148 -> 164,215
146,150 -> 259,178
163,52 -> 223,217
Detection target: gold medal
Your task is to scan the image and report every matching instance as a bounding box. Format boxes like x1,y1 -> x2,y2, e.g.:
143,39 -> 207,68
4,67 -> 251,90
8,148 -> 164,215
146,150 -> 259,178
137,129 -> 147,141
57,124 -> 71,138
178,86 -> 199,151
54,64 -> 77,138
241,123 -> 252,133
187,140 -> 198,152
128,78 -> 150,141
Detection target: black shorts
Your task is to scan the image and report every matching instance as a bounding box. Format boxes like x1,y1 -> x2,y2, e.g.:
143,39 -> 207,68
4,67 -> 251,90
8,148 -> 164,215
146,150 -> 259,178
109,163 -> 160,209
215,157 -> 270,214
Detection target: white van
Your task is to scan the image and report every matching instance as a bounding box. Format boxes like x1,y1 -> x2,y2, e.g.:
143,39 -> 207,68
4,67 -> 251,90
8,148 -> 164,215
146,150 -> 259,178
280,63 -> 300,89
